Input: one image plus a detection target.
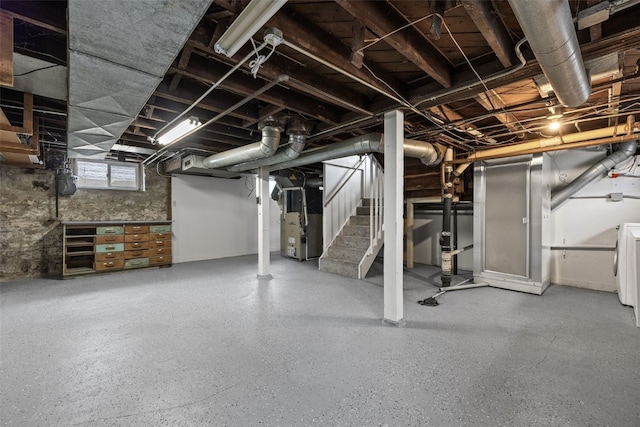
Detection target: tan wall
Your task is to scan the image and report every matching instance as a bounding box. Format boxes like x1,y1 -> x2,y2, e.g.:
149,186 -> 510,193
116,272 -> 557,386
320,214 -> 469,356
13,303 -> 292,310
0,165 -> 170,280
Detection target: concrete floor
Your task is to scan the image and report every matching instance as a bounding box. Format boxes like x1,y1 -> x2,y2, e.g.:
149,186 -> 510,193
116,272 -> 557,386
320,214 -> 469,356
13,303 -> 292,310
1,254 -> 639,426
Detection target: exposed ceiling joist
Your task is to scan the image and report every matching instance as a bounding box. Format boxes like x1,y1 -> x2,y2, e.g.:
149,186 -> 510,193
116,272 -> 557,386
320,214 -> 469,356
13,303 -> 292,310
460,0 -> 515,68
336,0 -> 453,88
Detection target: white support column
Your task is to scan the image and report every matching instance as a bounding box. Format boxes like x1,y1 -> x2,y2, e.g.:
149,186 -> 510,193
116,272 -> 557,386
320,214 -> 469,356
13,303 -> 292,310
383,110 -> 404,324
257,166 -> 272,279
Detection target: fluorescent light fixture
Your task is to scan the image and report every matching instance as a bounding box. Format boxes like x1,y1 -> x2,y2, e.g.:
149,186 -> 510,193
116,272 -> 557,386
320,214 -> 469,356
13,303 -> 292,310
156,117 -> 201,146
214,0 -> 287,58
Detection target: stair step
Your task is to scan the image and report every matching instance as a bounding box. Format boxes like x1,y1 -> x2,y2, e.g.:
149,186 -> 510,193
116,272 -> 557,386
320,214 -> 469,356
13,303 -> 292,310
349,215 -> 370,226
356,206 -> 384,216
319,257 -> 359,279
335,235 -> 370,250
328,246 -> 367,263
341,224 -> 370,237
361,198 -> 383,207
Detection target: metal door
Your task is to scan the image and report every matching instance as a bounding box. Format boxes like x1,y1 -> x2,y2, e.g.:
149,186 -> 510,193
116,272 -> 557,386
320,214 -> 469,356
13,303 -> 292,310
484,162 -> 529,277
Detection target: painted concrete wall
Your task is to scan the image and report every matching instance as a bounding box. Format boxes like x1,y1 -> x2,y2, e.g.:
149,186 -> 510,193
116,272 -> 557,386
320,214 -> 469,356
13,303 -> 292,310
410,148 -> 640,292
411,213 -> 474,271
0,165 -> 170,280
548,149 -> 640,291
171,174 -> 280,263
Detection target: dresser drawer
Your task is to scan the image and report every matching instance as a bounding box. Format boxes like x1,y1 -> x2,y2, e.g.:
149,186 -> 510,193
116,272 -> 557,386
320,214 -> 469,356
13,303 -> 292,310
125,241 -> 149,251
124,249 -> 149,259
125,225 -> 149,234
149,224 -> 172,233
96,243 -> 124,253
94,259 -> 124,270
124,257 -> 150,269
150,247 -> 172,256
149,232 -> 171,241
124,233 -> 149,242
95,252 -> 124,261
149,239 -> 171,248
95,234 -> 124,244
96,226 -> 124,235
150,255 -> 172,265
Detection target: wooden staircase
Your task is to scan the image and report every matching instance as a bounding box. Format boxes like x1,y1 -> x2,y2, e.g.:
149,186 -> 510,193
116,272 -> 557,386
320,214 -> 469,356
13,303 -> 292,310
319,199 -> 383,279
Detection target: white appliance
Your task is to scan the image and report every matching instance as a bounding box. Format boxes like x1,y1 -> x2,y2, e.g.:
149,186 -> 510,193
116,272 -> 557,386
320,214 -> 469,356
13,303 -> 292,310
615,223 -> 640,327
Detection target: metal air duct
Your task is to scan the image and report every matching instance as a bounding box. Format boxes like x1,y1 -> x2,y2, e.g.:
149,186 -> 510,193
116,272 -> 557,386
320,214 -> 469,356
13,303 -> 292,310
508,0 -> 591,107
551,140 -> 638,210
227,117 -> 311,172
269,133 -> 442,172
67,0 -> 212,159
202,115 -> 287,169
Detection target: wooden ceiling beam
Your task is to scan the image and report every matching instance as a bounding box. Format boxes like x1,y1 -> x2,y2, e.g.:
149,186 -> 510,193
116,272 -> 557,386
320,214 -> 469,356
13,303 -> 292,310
147,97 -> 250,130
336,0 -> 452,88
265,6 -> 406,99
210,0 -> 404,99
154,80 -> 259,122
171,54 -> 342,124
407,24 -> 640,110
186,25 -> 373,115
460,0 -> 515,68
474,90 -> 524,136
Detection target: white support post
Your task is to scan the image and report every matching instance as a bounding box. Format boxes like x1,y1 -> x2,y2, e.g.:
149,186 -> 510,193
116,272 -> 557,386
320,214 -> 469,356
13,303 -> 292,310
383,110 -> 404,324
257,167 -> 272,279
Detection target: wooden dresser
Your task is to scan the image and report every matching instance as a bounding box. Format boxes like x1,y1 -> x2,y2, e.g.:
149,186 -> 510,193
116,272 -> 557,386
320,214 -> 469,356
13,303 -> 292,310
62,221 -> 172,277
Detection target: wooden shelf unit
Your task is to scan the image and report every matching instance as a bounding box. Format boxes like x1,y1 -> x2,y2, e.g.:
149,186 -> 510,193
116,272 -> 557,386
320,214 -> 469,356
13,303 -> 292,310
62,221 -> 172,277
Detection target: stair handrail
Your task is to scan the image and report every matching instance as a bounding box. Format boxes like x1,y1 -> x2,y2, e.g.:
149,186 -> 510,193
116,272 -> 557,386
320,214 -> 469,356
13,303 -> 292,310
323,155 -> 367,207
367,154 -> 384,255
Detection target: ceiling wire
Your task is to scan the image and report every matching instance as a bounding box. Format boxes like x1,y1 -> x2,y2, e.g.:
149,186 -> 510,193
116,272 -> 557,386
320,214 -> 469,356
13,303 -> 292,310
434,13 -> 529,138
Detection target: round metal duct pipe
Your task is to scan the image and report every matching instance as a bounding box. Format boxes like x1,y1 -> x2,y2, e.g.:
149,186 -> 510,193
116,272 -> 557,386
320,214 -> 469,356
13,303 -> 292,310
508,0 -> 591,107
551,140 -> 638,210
227,118 -> 311,172
269,133 -> 441,172
202,116 -> 286,169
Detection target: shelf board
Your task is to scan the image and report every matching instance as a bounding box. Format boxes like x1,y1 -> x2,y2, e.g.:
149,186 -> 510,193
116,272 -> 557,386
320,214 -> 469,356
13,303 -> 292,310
65,241 -> 94,247
65,251 -> 95,256
65,234 -> 95,238
64,267 -> 96,275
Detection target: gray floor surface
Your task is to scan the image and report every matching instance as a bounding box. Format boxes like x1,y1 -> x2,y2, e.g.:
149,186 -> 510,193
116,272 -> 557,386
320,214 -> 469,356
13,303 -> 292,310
1,254 -> 639,426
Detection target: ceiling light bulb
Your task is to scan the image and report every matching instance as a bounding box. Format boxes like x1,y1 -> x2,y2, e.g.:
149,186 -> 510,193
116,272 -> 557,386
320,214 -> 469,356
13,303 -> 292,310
549,120 -> 561,131
156,117 -> 201,146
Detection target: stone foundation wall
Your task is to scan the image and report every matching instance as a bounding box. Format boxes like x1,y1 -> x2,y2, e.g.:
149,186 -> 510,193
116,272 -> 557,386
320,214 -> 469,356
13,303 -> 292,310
0,165 -> 170,280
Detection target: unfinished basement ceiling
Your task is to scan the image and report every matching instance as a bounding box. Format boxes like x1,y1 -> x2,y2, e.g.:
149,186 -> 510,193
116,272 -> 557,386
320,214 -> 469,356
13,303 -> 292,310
1,0 -> 640,196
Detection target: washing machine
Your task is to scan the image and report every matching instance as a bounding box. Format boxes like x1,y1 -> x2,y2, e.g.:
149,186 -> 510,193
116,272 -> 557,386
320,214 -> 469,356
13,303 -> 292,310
615,223 -> 640,327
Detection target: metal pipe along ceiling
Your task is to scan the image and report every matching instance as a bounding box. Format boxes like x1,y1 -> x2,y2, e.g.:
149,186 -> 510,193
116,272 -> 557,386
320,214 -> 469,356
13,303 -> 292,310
268,134 -> 441,172
228,133 -> 308,172
508,0 -> 591,107
202,125 -> 282,169
551,140 -> 638,210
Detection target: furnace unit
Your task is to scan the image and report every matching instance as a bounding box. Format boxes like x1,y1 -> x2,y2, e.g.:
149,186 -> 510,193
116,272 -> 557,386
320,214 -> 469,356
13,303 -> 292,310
280,187 -> 323,261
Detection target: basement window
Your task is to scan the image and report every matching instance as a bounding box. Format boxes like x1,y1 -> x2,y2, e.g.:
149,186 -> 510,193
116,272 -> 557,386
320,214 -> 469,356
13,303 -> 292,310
73,159 -> 144,191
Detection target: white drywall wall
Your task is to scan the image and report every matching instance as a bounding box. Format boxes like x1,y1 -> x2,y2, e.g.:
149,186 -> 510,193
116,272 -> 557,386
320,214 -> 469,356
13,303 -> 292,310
548,149 -> 640,291
171,174 -> 281,263
412,213 -> 474,271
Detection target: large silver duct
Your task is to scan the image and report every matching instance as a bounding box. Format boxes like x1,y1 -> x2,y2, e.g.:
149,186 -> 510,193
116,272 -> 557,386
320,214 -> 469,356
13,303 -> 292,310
551,140 -> 638,210
202,116 -> 286,169
67,0 -> 212,159
508,0 -> 591,107
269,133 -> 442,172
227,118 -> 312,172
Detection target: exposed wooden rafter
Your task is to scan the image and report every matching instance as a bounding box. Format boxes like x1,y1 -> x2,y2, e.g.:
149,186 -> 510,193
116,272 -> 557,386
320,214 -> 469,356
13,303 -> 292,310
460,0 -> 515,67
336,0 -> 453,88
